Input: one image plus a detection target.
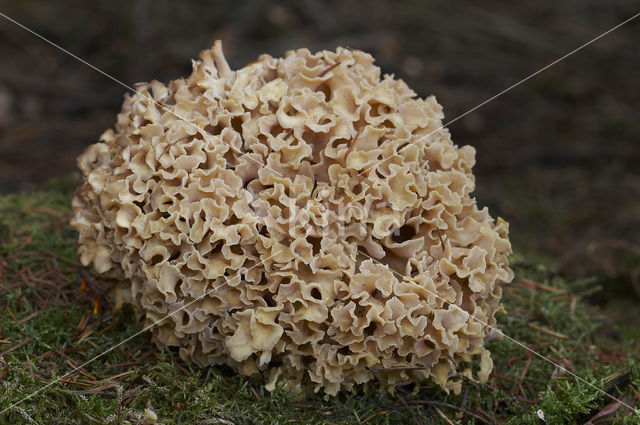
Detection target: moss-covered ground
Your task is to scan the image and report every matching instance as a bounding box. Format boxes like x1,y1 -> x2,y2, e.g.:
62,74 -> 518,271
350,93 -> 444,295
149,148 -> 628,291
0,179 -> 639,424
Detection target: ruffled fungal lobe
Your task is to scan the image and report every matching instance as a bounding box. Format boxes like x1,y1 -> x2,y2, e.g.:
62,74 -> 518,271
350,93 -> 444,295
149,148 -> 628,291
71,41 -> 513,395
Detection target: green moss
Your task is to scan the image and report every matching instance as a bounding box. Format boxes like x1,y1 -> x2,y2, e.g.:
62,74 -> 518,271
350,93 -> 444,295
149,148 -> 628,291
0,182 -> 638,424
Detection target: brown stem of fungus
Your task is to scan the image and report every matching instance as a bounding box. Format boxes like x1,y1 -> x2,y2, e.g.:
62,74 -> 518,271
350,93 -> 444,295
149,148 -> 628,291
436,228 -> 446,248
345,126 -> 363,158
318,61 -> 341,77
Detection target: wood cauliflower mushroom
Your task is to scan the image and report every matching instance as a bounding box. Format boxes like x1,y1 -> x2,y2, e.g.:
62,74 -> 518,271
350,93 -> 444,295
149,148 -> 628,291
71,41 -> 514,395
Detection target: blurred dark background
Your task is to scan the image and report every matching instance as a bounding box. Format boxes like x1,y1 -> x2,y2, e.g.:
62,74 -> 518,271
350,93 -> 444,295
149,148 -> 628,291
1,1 -> 639,311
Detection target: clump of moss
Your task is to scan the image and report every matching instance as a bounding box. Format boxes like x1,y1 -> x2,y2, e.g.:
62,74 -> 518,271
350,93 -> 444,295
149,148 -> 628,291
0,181 -> 638,424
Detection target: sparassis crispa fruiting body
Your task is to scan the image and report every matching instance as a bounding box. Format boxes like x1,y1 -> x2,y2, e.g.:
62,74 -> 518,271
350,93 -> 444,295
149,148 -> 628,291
71,41 -> 513,395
